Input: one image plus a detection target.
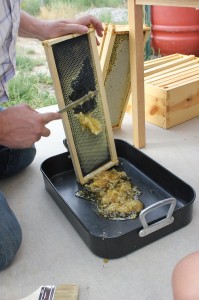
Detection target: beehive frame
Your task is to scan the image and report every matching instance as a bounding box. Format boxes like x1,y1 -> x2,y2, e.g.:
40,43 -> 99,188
100,24 -> 150,129
43,29 -> 118,184
97,22 -> 108,58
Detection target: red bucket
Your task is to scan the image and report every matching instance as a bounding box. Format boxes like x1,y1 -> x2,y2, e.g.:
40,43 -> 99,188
151,6 -> 199,56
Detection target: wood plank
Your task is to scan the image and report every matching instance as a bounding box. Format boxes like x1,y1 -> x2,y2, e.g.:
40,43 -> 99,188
165,75 -> 199,88
97,22 -> 108,58
100,24 -> 116,80
136,0 -> 199,7
167,82 -> 199,127
145,59 -> 199,82
144,56 -> 195,77
144,54 -> 183,70
144,53 -> 180,64
167,80 -> 199,105
157,69 -> 199,87
144,85 -> 167,129
128,0 -> 146,148
146,63 -> 199,84
149,65 -> 199,86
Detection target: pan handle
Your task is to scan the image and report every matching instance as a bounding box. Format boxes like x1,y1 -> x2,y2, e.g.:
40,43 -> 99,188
139,197 -> 176,237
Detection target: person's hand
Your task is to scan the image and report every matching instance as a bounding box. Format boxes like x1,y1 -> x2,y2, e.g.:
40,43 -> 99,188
39,14 -> 104,44
0,104 -> 61,149
19,12 -> 104,44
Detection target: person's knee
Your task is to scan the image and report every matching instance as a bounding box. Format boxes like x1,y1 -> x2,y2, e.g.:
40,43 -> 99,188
13,145 -> 37,173
26,145 -> 36,166
0,145 -> 37,179
0,192 -> 22,271
172,251 -> 199,300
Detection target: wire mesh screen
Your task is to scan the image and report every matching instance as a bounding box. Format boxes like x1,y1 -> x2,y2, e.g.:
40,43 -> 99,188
50,34 -> 113,177
104,33 -> 130,128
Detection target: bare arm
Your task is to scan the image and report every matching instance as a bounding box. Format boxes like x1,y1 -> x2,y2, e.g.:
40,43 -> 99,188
3,12 -> 103,149
18,11 -> 104,41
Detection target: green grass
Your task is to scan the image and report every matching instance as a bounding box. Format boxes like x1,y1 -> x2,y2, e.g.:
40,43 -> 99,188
5,48 -> 56,109
6,72 -> 56,109
16,54 -> 43,72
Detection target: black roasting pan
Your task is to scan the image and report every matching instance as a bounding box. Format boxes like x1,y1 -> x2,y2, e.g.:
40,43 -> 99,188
40,139 -> 196,258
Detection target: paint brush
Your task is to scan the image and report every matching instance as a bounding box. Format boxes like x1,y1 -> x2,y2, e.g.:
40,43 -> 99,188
19,284 -> 78,300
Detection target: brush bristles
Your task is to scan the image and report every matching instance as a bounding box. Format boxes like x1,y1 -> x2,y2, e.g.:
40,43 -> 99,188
54,285 -> 78,300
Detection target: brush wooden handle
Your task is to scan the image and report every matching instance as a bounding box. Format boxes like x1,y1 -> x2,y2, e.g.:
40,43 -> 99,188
19,284 -> 78,300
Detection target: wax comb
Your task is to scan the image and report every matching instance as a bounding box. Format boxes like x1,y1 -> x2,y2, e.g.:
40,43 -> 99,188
43,29 -> 118,184
19,284 -> 78,300
100,24 -> 150,129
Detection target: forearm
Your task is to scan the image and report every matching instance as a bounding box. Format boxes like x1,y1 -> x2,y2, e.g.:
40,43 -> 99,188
18,10 -> 44,40
18,11 -> 104,41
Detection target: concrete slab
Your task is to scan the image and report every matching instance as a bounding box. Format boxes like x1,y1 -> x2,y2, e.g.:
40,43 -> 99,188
0,105 -> 198,300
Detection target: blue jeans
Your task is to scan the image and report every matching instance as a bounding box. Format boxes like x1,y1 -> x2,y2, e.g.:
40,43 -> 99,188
0,145 -> 36,270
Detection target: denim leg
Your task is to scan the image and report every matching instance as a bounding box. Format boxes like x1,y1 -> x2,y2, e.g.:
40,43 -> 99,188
0,105 -> 36,178
0,192 -> 22,270
0,146 -> 36,268
0,107 -> 37,269
0,146 -> 36,179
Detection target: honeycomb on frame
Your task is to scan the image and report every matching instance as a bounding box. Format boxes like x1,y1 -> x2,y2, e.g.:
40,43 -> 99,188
43,29 -> 118,184
100,24 -> 150,129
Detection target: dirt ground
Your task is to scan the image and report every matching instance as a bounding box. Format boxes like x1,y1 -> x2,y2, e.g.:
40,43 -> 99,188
17,37 -> 45,58
16,36 -> 49,73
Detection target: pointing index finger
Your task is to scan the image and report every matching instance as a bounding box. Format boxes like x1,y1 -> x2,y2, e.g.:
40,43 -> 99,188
41,112 -> 61,125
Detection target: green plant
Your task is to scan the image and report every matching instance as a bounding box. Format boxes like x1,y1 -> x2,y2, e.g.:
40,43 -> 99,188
6,73 -> 56,108
6,72 -> 56,109
16,55 -> 44,72
21,0 -> 41,15
5,50 -> 56,109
